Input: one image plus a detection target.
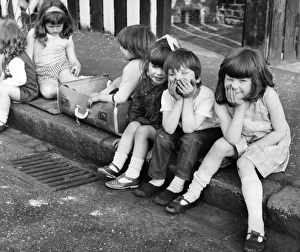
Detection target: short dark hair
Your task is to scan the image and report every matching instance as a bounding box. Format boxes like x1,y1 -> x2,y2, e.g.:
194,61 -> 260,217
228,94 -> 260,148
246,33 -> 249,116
163,48 -> 202,87
215,47 -> 274,104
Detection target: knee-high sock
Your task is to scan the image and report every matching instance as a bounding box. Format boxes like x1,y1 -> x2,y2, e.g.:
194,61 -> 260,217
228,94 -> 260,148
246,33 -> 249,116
0,109 -> 8,125
125,156 -> 144,179
167,176 -> 185,193
241,175 -> 264,236
111,151 -> 128,172
183,170 -> 211,203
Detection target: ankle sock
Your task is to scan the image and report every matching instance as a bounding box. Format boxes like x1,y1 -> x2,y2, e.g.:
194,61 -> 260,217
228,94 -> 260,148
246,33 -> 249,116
149,179 -> 165,187
167,176 -> 185,193
182,170 -> 211,204
111,152 -> 128,172
0,110 -> 8,125
241,175 -> 264,240
125,156 -> 144,179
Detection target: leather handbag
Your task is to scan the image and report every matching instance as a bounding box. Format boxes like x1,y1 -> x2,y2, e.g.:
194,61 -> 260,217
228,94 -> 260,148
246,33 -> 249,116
57,75 -> 132,136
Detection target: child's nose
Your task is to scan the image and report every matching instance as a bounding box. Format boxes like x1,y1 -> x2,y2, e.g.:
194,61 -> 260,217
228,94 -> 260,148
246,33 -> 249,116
231,80 -> 239,89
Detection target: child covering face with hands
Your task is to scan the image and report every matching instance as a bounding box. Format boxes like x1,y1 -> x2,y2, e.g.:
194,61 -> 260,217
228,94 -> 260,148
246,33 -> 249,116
134,48 -> 221,207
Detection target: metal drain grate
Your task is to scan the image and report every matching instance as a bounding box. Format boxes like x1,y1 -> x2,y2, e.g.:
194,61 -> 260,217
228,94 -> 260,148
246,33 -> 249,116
9,153 -> 99,191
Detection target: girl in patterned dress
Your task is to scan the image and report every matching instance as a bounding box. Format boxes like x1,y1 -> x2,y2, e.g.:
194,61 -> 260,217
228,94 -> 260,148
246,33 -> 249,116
166,47 -> 291,252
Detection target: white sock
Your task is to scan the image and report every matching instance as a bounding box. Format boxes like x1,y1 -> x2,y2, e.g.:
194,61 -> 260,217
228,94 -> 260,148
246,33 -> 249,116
241,175 -> 264,240
149,179 -> 165,187
0,110 -> 8,125
167,176 -> 185,193
182,170 -> 211,204
125,156 -> 144,179
111,151 -> 128,172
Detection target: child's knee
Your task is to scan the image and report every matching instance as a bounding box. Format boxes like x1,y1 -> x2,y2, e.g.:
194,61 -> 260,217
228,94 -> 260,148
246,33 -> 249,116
39,81 -> 58,99
212,137 -> 232,155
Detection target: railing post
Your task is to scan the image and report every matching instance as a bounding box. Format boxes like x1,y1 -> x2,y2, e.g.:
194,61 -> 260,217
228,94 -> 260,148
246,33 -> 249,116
243,0 -> 272,60
156,0 -> 172,37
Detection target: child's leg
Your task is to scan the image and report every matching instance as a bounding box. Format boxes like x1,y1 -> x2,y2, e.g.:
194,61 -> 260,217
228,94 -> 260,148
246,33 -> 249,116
39,79 -> 59,99
105,125 -> 157,189
124,125 -> 157,179
98,122 -> 141,176
148,127 -> 182,184
183,137 -> 236,203
59,68 -> 79,83
237,157 -> 264,238
0,85 -> 21,128
169,128 -> 223,193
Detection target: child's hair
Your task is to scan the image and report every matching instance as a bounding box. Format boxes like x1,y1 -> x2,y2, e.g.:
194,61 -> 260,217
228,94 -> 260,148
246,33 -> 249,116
0,19 -> 26,64
33,0 -> 76,45
117,24 -> 156,60
163,48 -> 202,88
215,47 -> 275,104
141,37 -> 173,78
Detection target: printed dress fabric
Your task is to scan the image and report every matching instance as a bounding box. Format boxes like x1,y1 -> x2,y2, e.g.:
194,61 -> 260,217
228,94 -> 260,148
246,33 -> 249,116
228,87 -> 291,178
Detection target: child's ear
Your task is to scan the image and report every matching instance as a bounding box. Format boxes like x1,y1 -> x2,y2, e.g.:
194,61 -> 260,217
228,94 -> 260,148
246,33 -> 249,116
195,77 -> 201,83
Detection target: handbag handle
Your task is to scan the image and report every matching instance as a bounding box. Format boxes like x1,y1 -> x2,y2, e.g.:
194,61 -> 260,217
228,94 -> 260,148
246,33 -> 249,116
75,105 -> 90,125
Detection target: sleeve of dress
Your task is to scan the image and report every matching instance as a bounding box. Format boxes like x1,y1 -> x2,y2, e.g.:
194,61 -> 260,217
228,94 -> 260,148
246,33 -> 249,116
1,58 -> 26,86
113,60 -> 142,103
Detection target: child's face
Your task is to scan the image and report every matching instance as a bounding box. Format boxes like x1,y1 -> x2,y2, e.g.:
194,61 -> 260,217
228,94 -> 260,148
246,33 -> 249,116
45,23 -> 63,37
119,46 -> 135,61
148,62 -> 166,85
168,65 -> 200,87
224,74 -> 252,99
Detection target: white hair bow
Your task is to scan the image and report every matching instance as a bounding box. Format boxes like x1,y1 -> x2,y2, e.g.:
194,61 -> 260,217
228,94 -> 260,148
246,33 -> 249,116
157,34 -> 179,51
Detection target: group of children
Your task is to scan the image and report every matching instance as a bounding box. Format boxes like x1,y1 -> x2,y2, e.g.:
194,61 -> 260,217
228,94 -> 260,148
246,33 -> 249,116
0,0 -> 291,251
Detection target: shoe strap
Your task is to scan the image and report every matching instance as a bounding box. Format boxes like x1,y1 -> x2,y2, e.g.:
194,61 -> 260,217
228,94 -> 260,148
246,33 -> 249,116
247,230 -> 266,241
110,163 -> 120,172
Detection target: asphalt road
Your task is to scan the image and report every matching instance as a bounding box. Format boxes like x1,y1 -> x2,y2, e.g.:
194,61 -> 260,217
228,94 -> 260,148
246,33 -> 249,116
1,128 -> 299,252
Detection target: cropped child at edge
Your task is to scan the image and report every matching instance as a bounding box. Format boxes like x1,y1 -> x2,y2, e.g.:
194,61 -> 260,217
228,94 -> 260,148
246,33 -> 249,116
134,48 -> 222,207
88,24 -> 156,105
165,47 -> 291,252
97,35 -> 178,189
0,19 -> 38,132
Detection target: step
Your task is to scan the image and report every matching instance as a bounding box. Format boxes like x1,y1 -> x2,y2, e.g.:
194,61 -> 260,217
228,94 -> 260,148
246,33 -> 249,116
7,103 -> 300,241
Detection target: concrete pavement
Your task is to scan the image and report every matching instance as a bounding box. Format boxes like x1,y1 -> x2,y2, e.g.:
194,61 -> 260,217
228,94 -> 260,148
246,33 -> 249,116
5,30 -> 300,248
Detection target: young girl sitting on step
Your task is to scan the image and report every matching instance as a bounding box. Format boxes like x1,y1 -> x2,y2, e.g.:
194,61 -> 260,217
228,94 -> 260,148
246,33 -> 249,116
0,19 -> 38,132
97,35 -> 178,190
88,24 -> 156,106
26,0 -> 81,99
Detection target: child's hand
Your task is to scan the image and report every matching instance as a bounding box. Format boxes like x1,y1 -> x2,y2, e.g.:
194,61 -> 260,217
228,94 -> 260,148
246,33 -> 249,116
225,84 -> 244,106
87,93 -> 100,107
176,79 -> 195,98
168,79 -> 182,100
71,65 -> 80,77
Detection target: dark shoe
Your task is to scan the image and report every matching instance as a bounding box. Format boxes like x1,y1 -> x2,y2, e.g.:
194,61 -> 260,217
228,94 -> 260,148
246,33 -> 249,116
97,163 -> 120,179
244,230 -> 266,252
154,189 -> 181,206
105,173 -> 139,190
165,196 -> 195,214
134,182 -> 161,197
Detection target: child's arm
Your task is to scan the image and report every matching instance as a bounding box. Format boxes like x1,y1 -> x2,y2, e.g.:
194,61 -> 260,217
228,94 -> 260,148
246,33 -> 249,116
250,88 -> 287,147
66,36 -> 81,77
88,60 -> 141,105
178,79 -> 209,133
1,58 -> 26,86
162,82 -> 183,134
25,29 -> 35,60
